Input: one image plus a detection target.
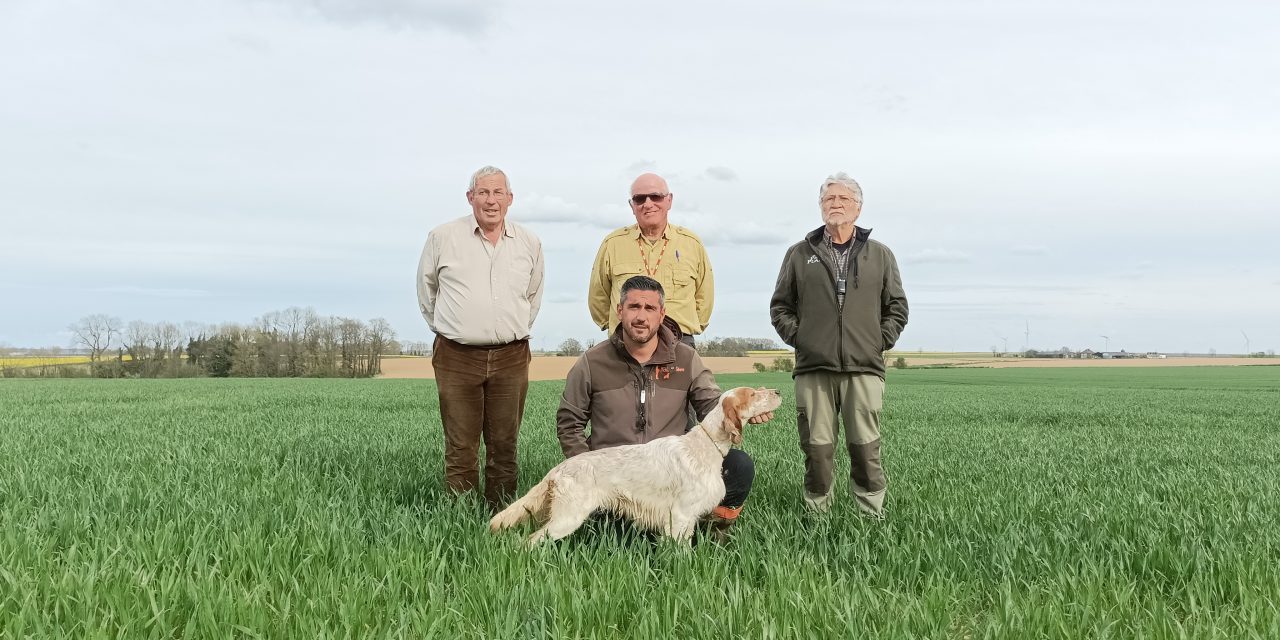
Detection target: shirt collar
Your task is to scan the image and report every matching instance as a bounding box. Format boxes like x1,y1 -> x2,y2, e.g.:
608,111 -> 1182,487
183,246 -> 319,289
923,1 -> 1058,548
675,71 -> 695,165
471,218 -> 515,239
626,224 -> 669,241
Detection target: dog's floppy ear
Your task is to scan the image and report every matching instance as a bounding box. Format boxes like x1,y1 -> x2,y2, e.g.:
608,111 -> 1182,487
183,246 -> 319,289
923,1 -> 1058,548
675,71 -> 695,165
720,388 -> 755,445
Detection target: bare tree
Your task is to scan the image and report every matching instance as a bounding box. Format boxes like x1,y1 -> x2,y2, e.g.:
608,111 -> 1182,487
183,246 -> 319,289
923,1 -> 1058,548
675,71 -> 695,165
154,322 -> 182,361
228,323 -> 258,377
124,320 -> 154,362
281,306 -> 318,376
60,308 -> 404,378
367,318 -> 396,375
400,340 -> 431,356
69,314 -> 121,362
559,338 -> 584,356
314,317 -> 340,376
337,318 -> 365,376
182,320 -> 211,348
251,312 -> 286,376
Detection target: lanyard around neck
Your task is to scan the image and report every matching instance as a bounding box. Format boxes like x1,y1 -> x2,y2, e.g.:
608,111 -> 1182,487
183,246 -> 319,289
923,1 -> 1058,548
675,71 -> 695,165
638,236 -> 670,276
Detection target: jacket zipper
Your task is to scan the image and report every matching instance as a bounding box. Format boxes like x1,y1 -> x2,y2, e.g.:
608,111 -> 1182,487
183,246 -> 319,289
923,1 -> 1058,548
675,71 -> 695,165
842,239 -> 869,366
810,248 -> 847,367
813,236 -> 868,368
634,366 -> 647,441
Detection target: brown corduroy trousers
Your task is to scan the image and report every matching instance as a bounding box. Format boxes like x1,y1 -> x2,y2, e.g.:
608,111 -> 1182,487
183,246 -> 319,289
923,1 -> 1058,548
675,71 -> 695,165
431,335 -> 531,510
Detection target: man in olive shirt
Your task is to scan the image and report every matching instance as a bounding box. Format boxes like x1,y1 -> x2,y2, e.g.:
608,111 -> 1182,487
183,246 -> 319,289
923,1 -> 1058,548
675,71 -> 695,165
587,173 -> 714,347
417,165 -> 545,511
770,173 -> 908,518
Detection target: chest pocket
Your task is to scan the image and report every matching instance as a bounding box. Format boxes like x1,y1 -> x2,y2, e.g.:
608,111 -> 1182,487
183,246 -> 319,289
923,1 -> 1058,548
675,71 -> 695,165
858,251 -> 884,288
611,262 -> 643,277
669,264 -> 695,291
610,262 -> 644,297
507,252 -> 535,294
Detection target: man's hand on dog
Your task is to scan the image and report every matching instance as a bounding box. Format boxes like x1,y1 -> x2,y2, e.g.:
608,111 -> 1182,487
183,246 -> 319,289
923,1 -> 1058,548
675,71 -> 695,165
747,411 -> 774,425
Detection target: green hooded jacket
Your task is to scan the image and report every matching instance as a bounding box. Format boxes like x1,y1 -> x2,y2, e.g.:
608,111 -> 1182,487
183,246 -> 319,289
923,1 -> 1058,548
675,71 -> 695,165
769,226 -> 909,378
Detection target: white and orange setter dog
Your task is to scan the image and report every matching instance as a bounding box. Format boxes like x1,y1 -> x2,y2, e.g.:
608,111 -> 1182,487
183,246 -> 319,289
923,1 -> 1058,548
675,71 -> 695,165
490,386 -> 782,545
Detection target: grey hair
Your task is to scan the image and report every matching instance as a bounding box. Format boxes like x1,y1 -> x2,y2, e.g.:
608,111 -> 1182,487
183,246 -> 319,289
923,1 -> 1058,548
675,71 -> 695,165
468,166 -> 510,192
819,172 -> 862,206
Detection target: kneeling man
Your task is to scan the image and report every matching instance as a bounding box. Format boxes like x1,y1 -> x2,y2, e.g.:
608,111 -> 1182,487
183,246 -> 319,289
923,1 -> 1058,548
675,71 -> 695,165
557,275 -> 772,540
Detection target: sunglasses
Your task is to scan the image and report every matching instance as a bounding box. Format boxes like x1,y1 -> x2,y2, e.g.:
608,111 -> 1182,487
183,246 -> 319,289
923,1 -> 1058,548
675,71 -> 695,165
630,193 -> 668,205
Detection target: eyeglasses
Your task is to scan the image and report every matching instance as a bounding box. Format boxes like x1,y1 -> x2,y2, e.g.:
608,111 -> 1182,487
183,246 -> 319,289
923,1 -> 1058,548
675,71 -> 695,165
630,193 -> 668,205
822,194 -> 859,205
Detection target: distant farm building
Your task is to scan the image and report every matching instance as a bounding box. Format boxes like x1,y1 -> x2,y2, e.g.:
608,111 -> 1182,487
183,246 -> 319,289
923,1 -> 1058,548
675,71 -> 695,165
1099,350 -> 1135,359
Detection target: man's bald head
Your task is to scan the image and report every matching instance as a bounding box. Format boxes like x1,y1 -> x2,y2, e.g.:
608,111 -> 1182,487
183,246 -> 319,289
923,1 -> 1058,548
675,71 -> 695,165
630,173 -> 670,196
628,173 -> 674,239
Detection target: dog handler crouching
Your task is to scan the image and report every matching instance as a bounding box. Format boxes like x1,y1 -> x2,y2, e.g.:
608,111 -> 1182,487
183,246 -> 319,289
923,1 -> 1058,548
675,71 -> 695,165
556,276 -> 773,541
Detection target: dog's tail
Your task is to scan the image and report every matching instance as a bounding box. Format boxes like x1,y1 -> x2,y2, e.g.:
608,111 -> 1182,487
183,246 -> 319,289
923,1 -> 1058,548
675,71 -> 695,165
488,478 -> 553,532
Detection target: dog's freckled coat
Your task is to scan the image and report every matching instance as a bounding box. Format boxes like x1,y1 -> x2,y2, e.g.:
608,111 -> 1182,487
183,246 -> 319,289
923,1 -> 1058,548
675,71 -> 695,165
489,387 -> 782,545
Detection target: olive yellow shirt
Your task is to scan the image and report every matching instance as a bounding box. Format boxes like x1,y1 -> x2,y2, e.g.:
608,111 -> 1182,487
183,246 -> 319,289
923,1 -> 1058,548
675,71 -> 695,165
587,223 -> 714,335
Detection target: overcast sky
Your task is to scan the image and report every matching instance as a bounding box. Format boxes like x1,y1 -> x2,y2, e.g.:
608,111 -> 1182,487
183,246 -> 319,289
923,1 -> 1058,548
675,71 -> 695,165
2,0 -> 1277,355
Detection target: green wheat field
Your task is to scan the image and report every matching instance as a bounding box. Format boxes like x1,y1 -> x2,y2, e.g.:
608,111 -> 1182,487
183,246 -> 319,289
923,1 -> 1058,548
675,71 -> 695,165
2,367 -> 1279,638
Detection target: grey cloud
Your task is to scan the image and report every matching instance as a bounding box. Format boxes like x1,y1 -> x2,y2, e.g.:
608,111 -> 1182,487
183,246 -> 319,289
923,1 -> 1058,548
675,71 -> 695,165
227,33 -> 272,53
910,282 -> 1087,293
266,0 -> 498,32
860,84 -> 909,114
701,224 -> 788,247
912,301 -> 1046,310
92,286 -> 213,298
1010,245 -> 1049,256
704,166 -> 738,182
625,160 -> 658,174
518,194 -> 623,229
903,249 -> 971,264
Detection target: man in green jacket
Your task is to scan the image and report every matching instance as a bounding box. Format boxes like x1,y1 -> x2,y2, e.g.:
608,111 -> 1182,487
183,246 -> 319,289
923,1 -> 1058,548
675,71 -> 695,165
769,173 -> 909,518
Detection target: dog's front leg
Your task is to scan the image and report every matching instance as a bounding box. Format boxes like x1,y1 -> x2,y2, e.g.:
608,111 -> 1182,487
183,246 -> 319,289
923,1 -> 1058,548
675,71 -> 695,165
664,511 -> 699,547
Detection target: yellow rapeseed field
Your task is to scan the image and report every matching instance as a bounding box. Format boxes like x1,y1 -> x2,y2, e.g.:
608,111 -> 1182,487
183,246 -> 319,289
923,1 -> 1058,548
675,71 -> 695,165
0,356 -> 96,369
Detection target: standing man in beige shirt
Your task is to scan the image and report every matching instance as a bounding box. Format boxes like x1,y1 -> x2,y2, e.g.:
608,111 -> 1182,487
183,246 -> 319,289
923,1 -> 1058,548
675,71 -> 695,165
587,173 -> 714,348
417,165 -> 545,511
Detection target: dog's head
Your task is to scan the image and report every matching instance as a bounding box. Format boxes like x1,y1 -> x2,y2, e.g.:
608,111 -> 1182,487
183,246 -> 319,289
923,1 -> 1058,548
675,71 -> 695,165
719,386 -> 783,445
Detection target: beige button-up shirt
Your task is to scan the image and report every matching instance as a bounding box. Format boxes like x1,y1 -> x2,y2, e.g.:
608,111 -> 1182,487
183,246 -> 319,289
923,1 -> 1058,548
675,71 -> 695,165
417,216 -> 544,346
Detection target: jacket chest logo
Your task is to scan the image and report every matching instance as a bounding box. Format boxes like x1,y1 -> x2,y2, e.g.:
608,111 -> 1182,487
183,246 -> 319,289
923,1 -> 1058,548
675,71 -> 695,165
653,366 -> 685,380
806,255 -> 820,265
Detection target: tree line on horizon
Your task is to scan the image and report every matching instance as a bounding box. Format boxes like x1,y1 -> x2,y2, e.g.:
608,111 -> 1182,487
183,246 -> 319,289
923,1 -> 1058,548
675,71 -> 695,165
20,308 -> 399,378
554,335 -> 782,357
